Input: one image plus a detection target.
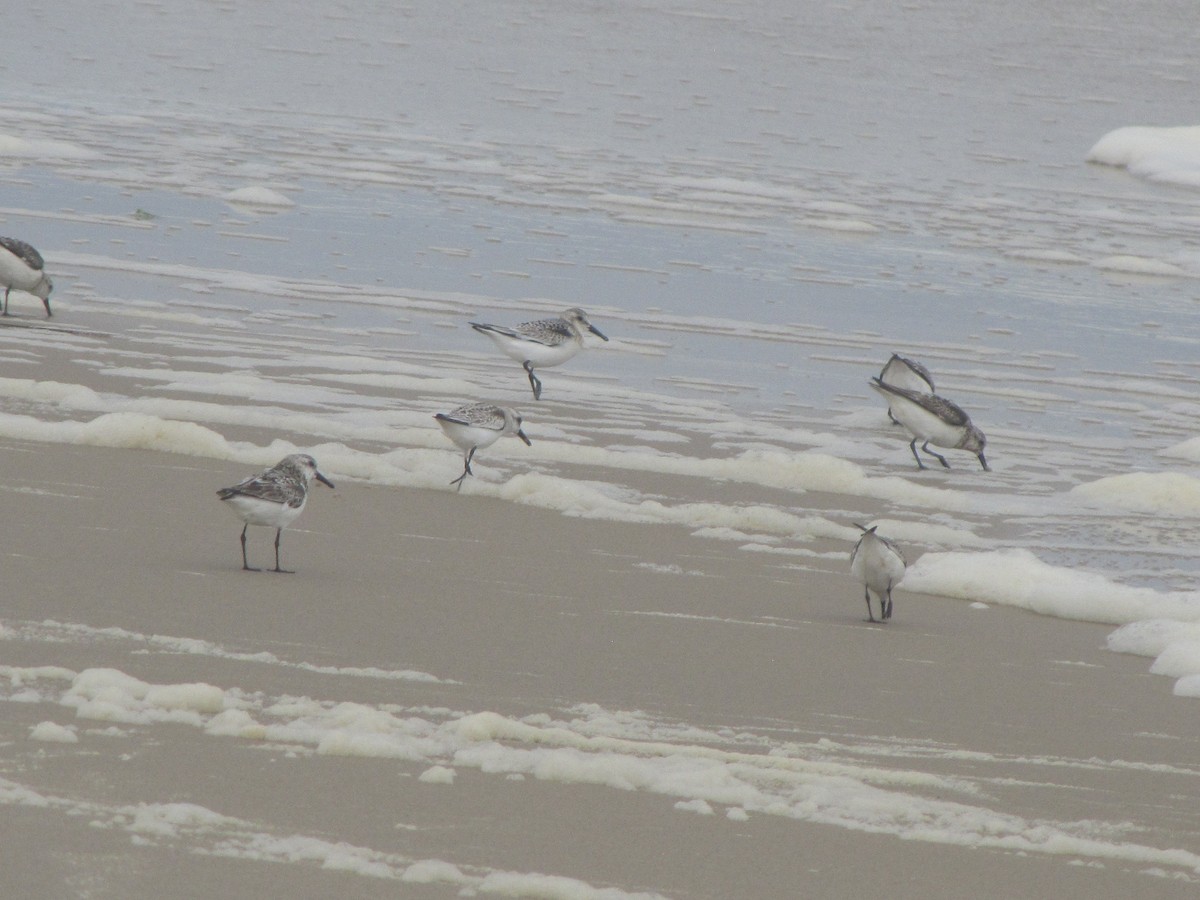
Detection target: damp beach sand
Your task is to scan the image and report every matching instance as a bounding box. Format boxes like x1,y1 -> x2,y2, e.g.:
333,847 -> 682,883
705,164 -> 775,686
2,425 -> 1200,898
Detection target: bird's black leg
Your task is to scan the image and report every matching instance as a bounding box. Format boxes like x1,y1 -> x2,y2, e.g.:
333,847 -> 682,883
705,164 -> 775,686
2,287 -> 9,316
524,360 -> 543,400
921,441 -> 951,469
908,438 -> 927,470
239,524 -> 260,572
449,447 -> 476,491
883,587 -> 893,621
864,587 -> 876,623
272,528 -> 294,574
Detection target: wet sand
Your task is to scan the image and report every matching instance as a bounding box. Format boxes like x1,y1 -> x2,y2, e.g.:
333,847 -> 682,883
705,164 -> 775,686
2,434 -> 1200,898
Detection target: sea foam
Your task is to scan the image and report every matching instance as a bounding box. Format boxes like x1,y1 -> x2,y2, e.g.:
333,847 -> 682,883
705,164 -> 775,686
1088,125 -> 1200,188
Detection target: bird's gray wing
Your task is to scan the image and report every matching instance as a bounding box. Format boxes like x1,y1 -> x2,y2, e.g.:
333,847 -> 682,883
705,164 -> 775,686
217,469 -> 299,506
870,378 -> 969,426
0,236 -> 44,270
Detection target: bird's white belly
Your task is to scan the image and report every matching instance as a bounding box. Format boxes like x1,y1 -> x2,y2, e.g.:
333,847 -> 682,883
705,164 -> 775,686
891,400 -> 962,448
222,494 -> 304,529
439,421 -> 503,453
0,253 -> 41,292
851,541 -> 906,595
485,332 -> 580,368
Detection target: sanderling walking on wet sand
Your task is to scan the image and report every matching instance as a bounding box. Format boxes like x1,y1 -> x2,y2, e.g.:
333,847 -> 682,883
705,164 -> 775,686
849,523 -> 907,623
869,377 -> 989,471
879,353 -> 933,424
435,402 -> 532,491
216,454 -> 335,572
470,307 -> 608,400
0,236 -> 53,317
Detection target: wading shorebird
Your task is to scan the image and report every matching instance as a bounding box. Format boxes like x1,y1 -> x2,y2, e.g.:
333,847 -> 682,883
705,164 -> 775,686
869,377 -> 989,471
216,454 -> 334,572
470,307 -> 608,400
0,236 -> 53,317
435,402 -> 532,490
849,523 -> 907,623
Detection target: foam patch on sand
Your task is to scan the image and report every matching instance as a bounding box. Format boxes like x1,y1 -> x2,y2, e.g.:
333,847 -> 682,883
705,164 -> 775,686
4,666 -> 1200,879
0,774 -> 666,897
223,186 -> 296,207
906,549 -> 1200,626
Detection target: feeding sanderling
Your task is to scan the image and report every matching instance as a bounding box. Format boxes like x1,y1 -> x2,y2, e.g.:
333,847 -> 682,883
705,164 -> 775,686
879,353 -> 933,424
0,236 -> 53,317
435,402 -> 532,491
216,453 -> 335,572
869,377 -> 989,471
849,523 -> 907,623
470,307 -> 608,400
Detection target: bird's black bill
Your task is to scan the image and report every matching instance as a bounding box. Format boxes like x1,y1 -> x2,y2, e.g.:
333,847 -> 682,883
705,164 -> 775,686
316,472 -> 335,488
977,453 -> 990,472
517,429 -> 532,446
588,324 -> 609,341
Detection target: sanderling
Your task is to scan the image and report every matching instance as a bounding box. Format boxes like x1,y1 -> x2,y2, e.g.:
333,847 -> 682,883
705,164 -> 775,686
470,307 -> 608,400
849,523 -> 907,622
869,377 -> 989,471
879,353 -> 933,424
0,236 -> 53,317
216,454 -> 335,572
435,402 -> 532,491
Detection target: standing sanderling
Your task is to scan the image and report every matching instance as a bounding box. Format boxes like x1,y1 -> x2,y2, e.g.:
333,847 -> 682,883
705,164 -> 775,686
216,454 -> 335,572
0,236 -> 53,317
878,353 -> 933,424
435,402 -> 532,491
849,523 -> 907,623
470,307 -> 608,400
869,377 -> 989,471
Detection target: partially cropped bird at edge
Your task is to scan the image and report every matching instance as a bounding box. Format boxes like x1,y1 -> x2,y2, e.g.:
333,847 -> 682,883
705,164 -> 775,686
0,236 -> 53,317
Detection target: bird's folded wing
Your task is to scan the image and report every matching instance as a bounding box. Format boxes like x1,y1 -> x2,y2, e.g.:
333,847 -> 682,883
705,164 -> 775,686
0,236 -> 44,270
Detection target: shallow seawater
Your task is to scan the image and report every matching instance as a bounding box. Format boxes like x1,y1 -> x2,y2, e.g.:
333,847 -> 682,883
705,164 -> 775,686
6,160 -> 1200,604
9,150 -> 1200,598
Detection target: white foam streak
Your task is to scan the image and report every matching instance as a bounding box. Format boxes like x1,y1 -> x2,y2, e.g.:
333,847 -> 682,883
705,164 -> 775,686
1072,471 -> 1200,516
7,662 -> 1200,883
0,773 -> 664,897
911,549 -> 1200,697
0,384 -> 990,542
1088,125 -> 1200,188
1,620 -> 447,684
5,664 -> 1200,878
907,549 -> 1200,627
0,134 -> 98,159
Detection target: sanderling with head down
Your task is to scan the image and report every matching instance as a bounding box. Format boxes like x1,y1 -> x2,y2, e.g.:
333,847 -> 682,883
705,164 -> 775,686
869,377 -> 989,471
216,454 -> 335,572
879,353 -> 933,424
849,523 -> 907,622
0,236 -> 53,317
435,402 -> 532,491
470,307 -> 608,400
